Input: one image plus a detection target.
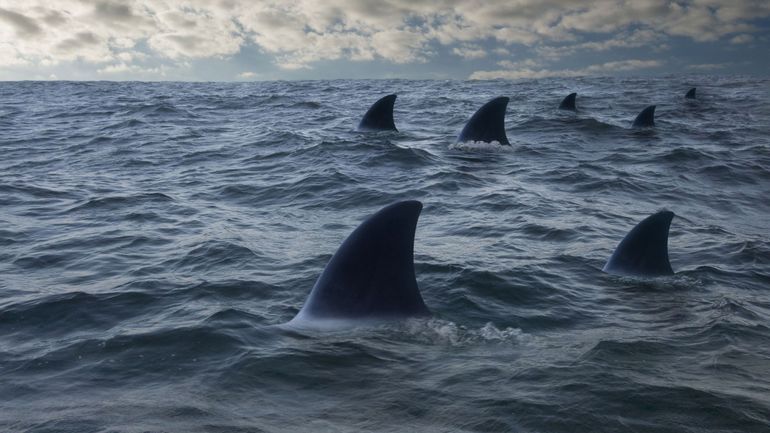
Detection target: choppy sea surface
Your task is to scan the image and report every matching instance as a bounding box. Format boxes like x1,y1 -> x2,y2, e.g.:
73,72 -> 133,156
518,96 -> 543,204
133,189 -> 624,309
1,77 -> 769,432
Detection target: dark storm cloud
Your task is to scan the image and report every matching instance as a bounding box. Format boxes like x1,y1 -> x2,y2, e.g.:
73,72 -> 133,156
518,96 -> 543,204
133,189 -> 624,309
0,7 -> 42,37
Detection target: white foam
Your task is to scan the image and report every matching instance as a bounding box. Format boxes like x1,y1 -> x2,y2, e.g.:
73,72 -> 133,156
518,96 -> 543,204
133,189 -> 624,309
448,140 -> 514,152
278,316 -> 526,346
399,318 -> 525,346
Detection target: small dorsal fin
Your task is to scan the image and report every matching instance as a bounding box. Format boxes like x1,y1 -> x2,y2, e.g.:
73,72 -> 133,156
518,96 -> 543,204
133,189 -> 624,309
559,92 -> 577,110
632,105 -> 656,128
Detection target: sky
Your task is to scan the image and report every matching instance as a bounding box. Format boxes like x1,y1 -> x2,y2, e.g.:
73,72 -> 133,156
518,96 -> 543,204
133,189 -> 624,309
1,1 -> 768,81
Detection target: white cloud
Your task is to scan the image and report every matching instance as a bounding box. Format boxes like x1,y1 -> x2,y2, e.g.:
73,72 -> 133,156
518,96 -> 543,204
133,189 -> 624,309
496,59 -> 542,69
582,59 -> 663,73
452,44 -> 487,59
0,1 -> 767,74
147,7 -> 244,59
687,63 -> 728,70
470,59 -> 664,80
0,41 -> 29,67
730,33 -> 754,44
370,28 -> 431,63
97,62 -> 164,76
535,29 -> 667,60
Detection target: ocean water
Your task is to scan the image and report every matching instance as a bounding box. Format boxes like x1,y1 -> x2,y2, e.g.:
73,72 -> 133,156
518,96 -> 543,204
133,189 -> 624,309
1,77 -> 769,432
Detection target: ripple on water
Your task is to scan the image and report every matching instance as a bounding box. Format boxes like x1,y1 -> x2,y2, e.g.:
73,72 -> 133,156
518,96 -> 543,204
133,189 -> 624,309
1,78 -> 769,432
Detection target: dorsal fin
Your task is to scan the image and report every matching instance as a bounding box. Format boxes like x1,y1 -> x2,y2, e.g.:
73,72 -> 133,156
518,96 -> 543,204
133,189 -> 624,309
603,211 -> 675,277
685,88 -> 696,99
291,201 -> 429,323
358,94 -> 397,131
632,105 -> 656,128
559,92 -> 577,110
457,96 -> 510,145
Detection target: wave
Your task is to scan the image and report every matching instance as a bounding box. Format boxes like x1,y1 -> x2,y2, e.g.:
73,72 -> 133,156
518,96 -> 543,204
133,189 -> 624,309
66,192 -> 173,213
1,77 -> 769,432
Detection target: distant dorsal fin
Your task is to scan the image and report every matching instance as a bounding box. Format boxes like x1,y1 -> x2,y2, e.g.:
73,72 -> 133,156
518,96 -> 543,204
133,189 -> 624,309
685,88 -> 696,99
603,211 -> 675,277
291,201 -> 430,323
632,105 -> 656,128
457,96 -> 510,145
358,94 -> 397,131
559,92 -> 577,110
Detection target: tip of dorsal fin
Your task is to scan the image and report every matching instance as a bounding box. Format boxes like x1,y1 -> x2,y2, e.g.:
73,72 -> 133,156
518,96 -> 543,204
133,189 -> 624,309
559,92 -> 577,110
685,88 -> 696,99
457,96 -> 510,145
603,210 -> 675,277
358,94 -> 398,131
632,105 -> 656,128
291,200 -> 429,323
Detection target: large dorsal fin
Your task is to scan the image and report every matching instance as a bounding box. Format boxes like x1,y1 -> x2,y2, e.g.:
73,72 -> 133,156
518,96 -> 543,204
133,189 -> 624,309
632,105 -> 656,128
291,201 -> 429,323
457,96 -> 510,145
358,94 -> 398,131
685,88 -> 696,99
603,211 -> 675,277
559,92 -> 577,110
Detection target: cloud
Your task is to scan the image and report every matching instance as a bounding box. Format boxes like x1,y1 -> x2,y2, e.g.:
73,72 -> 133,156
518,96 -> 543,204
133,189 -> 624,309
687,63 -> 728,70
730,33 -> 754,44
0,7 -> 42,37
470,59 -> 664,80
0,1 -> 768,75
93,2 -> 136,21
56,31 -> 99,52
536,29 -> 668,60
96,62 -> 165,76
452,44 -> 487,59
582,59 -> 664,73
0,43 -> 29,67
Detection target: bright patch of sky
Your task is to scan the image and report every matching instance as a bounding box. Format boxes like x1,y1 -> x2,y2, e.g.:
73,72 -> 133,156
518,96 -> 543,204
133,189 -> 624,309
0,1 -> 768,81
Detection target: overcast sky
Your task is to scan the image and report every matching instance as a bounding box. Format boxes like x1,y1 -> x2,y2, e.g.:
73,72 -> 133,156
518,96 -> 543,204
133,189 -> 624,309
1,1 -> 768,81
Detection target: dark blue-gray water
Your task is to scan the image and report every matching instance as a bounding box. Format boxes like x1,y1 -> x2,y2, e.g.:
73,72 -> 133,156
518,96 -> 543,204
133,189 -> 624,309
1,78 -> 769,432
